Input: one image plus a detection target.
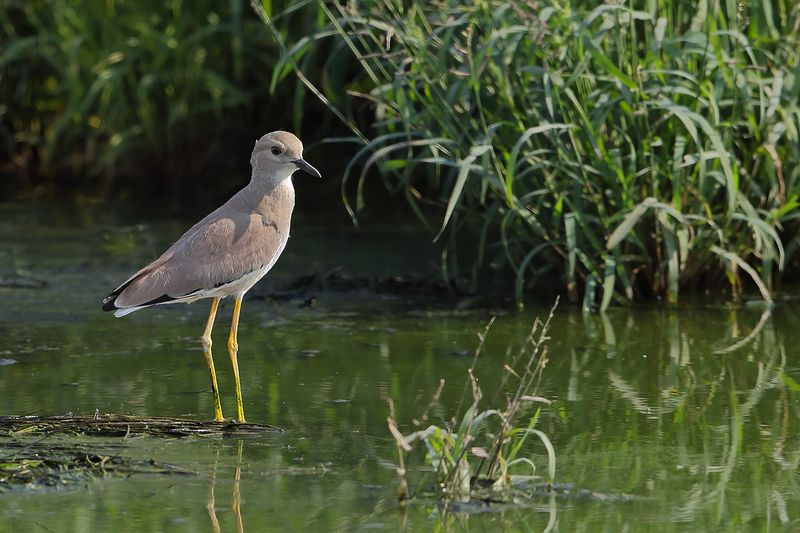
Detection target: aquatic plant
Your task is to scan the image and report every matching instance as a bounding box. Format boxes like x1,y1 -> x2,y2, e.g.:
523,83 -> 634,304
261,0 -> 800,305
386,301 -> 557,502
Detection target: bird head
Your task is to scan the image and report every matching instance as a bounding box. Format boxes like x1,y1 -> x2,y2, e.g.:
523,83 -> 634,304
250,131 -> 321,180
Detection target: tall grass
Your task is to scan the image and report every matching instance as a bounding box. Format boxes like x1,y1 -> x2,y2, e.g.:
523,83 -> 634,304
264,0 -> 800,306
0,0 -> 275,188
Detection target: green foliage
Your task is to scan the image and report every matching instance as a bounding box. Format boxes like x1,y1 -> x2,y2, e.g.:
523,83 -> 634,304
387,305 -> 557,502
0,0 -> 273,183
270,0 -> 800,304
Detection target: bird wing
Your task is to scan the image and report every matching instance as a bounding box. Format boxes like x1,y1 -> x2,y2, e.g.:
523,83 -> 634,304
110,212 -> 287,308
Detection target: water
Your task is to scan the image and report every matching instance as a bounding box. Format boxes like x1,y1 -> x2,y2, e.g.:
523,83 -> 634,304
1,202 -> 799,531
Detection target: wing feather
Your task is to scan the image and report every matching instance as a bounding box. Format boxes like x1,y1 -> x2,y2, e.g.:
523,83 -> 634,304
110,213 -> 286,309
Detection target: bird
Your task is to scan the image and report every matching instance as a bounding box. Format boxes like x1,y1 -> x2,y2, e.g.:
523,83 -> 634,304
102,131 -> 320,423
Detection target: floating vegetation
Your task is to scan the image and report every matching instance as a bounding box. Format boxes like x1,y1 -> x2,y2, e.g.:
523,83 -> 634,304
0,274 -> 47,289
0,414 -> 281,439
443,481 -> 644,509
0,441 -> 194,493
0,414 -> 279,492
272,270 -> 450,299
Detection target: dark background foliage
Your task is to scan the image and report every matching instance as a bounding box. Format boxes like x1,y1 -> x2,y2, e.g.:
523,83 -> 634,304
3,0 -> 800,304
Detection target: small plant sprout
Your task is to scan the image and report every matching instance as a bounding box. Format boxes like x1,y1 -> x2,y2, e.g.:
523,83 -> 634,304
387,299 -> 559,503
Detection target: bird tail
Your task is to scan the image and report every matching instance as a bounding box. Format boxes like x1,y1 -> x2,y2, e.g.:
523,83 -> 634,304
102,278 -> 136,313
103,270 -> 200,317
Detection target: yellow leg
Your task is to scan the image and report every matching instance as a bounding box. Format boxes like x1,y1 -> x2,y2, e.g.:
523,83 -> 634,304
228,296 -> 246,422
202,297 -> 224,422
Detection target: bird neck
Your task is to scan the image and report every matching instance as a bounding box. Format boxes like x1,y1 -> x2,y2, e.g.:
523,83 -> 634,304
243,171 -> 295,218
250,163 -> 294,188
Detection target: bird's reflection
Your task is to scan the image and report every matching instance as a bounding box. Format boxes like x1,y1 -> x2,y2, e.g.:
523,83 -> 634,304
207,439 -> 245,533
233,439 -> 244,533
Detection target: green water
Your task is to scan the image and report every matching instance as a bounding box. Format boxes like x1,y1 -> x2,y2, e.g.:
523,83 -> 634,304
1,203 -> 799,531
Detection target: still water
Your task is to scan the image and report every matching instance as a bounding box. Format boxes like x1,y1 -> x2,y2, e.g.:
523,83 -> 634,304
1,202 -> 798,531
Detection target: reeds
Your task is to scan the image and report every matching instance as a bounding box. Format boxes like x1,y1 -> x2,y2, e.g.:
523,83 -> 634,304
268,0 -> 800,305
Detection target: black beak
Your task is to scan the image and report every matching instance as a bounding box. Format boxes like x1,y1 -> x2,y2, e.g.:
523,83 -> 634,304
293,159 -> 321,178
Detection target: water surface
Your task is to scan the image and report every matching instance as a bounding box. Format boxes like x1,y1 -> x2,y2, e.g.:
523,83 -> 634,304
1,202 -> 798,531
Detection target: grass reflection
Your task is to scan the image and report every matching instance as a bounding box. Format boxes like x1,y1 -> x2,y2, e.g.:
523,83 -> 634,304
553,305 -> 800,530
2,207 -> 799,530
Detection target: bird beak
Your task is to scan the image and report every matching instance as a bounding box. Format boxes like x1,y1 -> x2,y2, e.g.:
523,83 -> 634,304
293,159 -> 321,178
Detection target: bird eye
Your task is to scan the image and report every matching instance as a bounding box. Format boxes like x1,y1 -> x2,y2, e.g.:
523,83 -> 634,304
271,146 -> 282,156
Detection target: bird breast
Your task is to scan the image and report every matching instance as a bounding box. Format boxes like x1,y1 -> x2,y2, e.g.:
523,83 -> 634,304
216,235 -> 289,297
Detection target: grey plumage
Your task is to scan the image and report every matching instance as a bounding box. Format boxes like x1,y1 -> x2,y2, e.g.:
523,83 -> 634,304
103,130 -> 319,317
101,130 -> 319,422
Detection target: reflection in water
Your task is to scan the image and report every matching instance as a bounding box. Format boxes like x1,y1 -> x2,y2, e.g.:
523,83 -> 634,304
573,306 -> 798,528
1,204 -> 799,530
429,491 -> 558,531
233,440 -> 244,533
542,495 -> 557,533
207,445 -> 221,533
714,308 -> 771,354
207,441 -> 245,533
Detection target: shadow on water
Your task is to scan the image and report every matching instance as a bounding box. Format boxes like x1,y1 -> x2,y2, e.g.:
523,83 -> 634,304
1,202 -> 799,530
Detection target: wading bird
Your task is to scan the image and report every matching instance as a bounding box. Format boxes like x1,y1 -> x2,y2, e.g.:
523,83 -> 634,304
102,131 -> 320,422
